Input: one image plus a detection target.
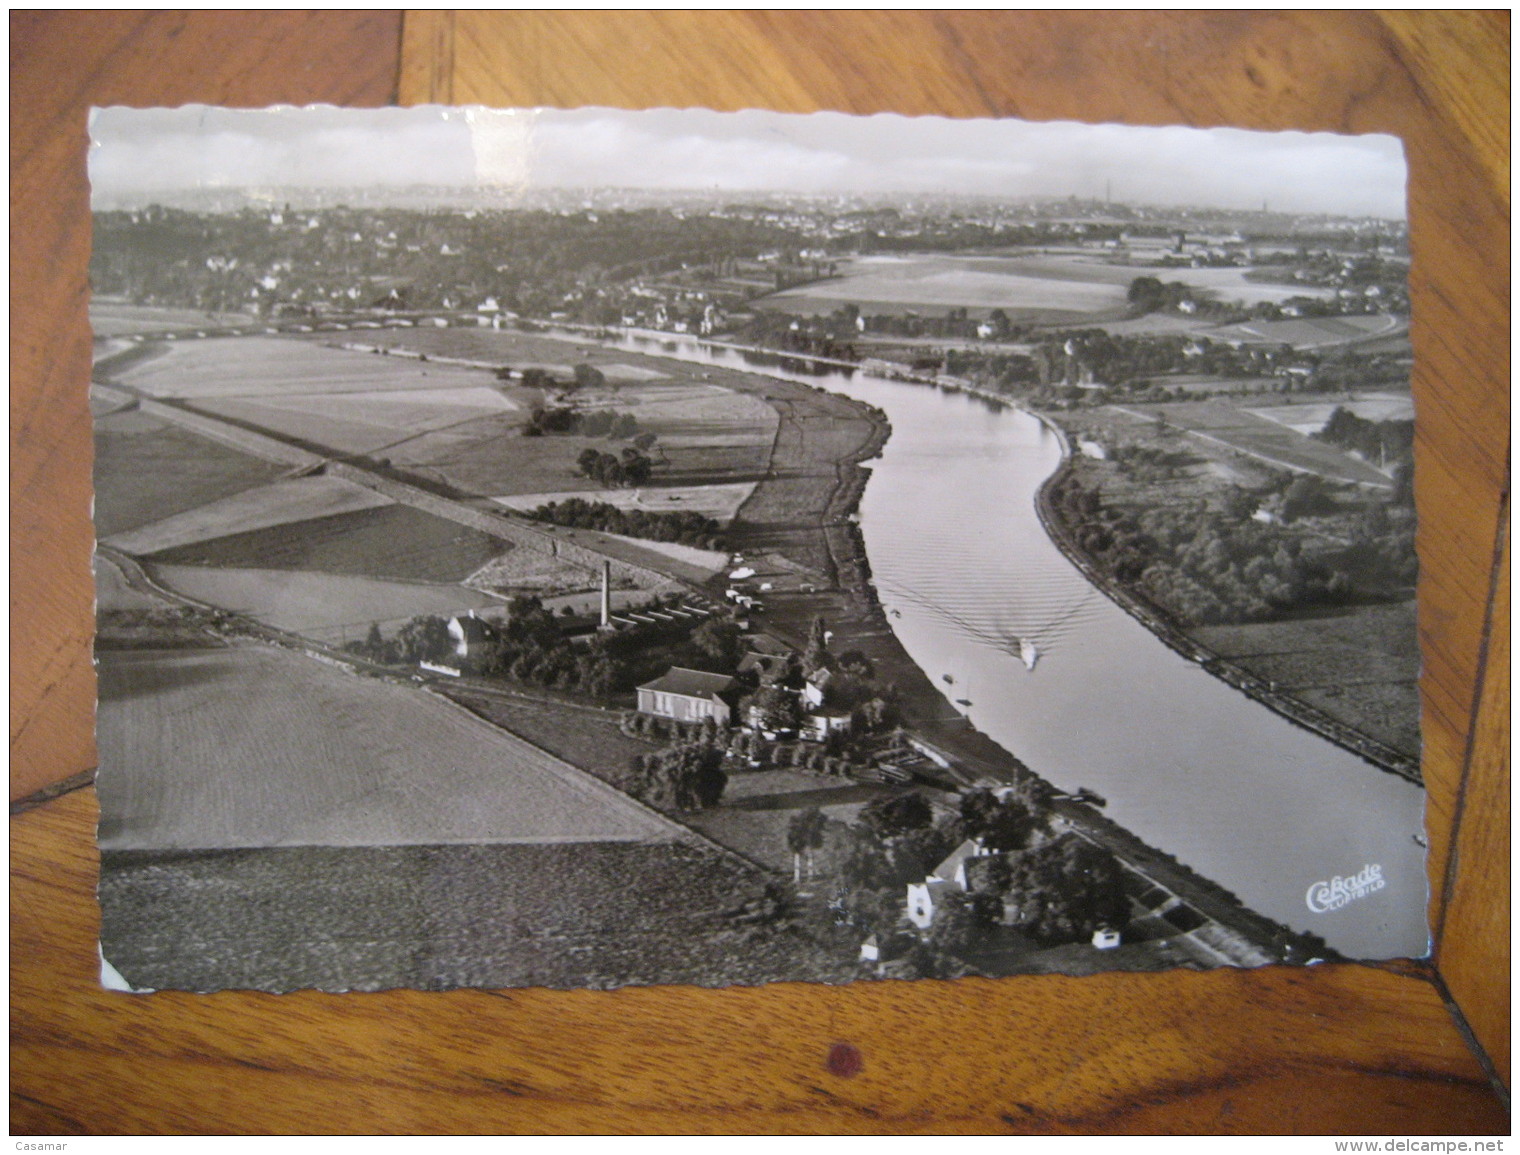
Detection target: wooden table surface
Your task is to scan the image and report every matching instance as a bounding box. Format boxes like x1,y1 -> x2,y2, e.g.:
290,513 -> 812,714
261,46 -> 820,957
10,10 -> 1510,1135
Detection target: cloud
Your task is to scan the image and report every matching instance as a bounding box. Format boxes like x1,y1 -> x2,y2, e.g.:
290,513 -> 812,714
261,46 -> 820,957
90,105 -> 1406,218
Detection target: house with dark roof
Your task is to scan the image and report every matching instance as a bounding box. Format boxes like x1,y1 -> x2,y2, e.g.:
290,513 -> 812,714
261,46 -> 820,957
447,612 -> 497,660
636,666 -> 738,726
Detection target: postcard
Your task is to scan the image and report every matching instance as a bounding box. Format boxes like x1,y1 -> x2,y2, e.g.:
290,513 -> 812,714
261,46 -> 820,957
89,106 -> 1424,992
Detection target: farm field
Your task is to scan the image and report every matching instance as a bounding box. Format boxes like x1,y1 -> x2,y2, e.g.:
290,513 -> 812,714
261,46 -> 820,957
147,503 -> 509,583
114,335 -> 494,399
385,362 -> 776,497
195,384 -> 518,458
1086,313 -> 1215,338
1209,313 -> 1404,349
145,563 -> 502,639
1194,602 -> 1420,758
462,548 -> 601,597
444,688 -> 653,791
761,254 -> 1127,320
755,252 -> 1338,320
104,474 -> 392,555
726,382 -> 885,576
1116,400 -> 1396,487
95,644 -> 687,851
596,533 -> 728,575
490,480 -> 758,524
99,840 -> 854,993
1244,393 -> 1414,435
89,299 -> 254,336
93,408 -> 289,538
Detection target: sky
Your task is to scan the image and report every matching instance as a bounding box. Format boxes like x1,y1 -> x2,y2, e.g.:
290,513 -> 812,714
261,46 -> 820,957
89,104 -> 1408,219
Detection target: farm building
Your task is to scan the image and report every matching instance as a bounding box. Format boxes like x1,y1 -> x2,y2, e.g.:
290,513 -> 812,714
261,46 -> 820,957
447,612 -> 497,660
801,707 -> 853,744
636,667 -> 738,726
905,838 -> 987,930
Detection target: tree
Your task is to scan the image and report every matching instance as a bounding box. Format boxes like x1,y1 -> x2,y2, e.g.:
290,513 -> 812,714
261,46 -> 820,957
927,890 -> 994,957
745,685 -> 803,733
691,618 -> 743,669
859,791 -> 933,840
1003,833 -> 1128,945
639,741 -> 727,811
786,807 -> 828,883
572,363 -> 606,391
884,824 -> 956,887
619,448 -> 653,486
1127,275 -> 1166,314
803,617 -> 832,673
1281,475 -> 1336,522
396,614 -> 452,664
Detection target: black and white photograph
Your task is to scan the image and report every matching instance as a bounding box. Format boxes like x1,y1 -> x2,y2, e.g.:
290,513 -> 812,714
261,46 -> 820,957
89,104 -> 1426,994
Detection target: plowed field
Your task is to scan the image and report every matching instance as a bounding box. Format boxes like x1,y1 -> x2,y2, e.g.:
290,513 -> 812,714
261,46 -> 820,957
99,841 -> 854,993
96,645 -> 686,850
94,410 -> 288,538
148,503 -> 507,582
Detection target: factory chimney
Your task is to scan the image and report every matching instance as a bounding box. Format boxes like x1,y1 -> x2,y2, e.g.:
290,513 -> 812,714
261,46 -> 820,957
599,561 -> 612,629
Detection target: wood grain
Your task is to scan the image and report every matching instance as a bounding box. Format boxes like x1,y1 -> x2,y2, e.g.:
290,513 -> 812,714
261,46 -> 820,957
10,8 -> 1509,1134
1436,515 -> 1510,1087
11,789 -> 1508,1135
9,9 -> 403,802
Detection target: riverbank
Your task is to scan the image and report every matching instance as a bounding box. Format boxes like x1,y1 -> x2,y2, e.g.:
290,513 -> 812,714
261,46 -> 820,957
498,326 -> 1387,960
1028,409 -> 1421,785
715,366 -> 1327,966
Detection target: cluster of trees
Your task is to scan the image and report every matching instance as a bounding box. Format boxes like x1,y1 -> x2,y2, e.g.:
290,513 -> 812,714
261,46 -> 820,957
524,403 -> 642,440
936,331 -> 1286,403
1126,275 -> 1206,316
576,446 -> 654,488
1297,351 -> 1411,395
347,615 -> 455,665
995,833 -> 1130,944
525,497 -> 722,549
1051,466 -> 1416,628
626,739 -> 727,811
471,597 -> 630,696
793,778 -> 1128,961
1243,250 -> 1411,314
1315,406 -> 1414,469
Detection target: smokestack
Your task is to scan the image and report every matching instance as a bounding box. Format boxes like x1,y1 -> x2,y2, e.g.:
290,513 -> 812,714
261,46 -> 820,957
600,561 -> 611,629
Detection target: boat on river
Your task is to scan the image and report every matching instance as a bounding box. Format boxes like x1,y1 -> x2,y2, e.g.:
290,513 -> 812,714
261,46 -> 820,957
1018,638 -> 1040,671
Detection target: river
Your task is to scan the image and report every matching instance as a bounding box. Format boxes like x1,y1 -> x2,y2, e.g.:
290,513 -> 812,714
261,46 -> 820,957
565,328 -> 1430,961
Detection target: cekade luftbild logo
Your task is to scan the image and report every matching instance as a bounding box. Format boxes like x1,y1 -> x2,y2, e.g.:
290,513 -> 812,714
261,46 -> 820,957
1306,864 -> 1385,913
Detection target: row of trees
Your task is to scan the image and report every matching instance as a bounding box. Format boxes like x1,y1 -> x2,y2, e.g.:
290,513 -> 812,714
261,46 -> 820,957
525,497 -> 723,549
524,403 -> 643,440
352,596 -> 741,699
